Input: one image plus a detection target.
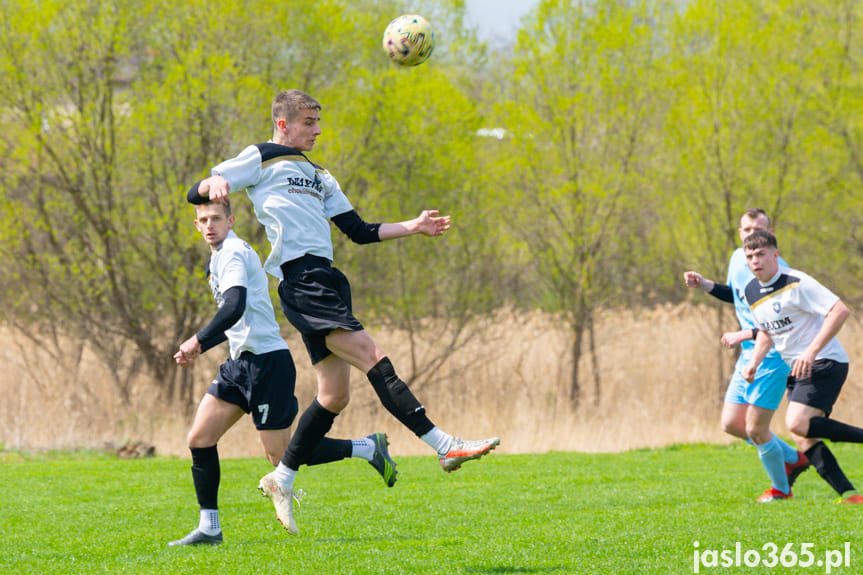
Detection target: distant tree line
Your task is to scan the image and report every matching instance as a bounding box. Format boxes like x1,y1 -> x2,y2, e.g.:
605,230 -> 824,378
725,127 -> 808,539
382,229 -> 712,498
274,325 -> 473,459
1,0 -> 862,408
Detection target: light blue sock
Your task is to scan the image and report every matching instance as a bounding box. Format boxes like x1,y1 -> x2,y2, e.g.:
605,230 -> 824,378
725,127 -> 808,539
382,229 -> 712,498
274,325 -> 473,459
772,432 -> 800,463
755,437 -> 790,494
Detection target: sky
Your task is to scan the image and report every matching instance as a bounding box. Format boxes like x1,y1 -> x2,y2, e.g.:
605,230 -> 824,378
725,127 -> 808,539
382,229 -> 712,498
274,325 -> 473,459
465,0 -> 540,42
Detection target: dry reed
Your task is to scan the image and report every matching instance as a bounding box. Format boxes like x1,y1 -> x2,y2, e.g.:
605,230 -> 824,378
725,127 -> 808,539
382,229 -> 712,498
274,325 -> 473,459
3,304 -> 862,458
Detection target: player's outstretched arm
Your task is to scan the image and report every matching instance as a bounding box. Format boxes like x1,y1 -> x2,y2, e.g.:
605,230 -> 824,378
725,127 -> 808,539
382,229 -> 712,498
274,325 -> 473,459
683,271 -> 734,303
378,210 -> 451,241
683,271 -> 715,292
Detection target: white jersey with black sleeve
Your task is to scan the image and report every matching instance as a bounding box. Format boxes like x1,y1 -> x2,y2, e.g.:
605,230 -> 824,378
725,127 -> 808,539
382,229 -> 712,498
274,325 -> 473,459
208,230 -> 288,359
744,267 -> 849,367
211,143 -> 354,280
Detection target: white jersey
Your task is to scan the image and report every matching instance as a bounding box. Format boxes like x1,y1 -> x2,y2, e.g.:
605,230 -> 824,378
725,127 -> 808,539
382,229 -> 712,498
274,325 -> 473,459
208,230 -> 288,359
212,143 -> 354,279
726,247 -> 788,359
744,267 -> 849,367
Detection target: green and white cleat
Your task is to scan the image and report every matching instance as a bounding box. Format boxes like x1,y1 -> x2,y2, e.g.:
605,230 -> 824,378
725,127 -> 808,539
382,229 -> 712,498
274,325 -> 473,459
258,472 -> 302,535
367,432 -> 398,487
439,436 -> 500,473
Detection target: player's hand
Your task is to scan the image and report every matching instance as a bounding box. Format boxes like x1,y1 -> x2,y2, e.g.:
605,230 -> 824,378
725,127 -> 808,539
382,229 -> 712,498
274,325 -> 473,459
173,349 -> 196,367
741,364 -> 757,383
683,271 -> 703,288
720,330 -> 747,348
175,335 -> 202,367
416,210 -> 451,237
198,175 -> 231,204
792,350 -> 816,379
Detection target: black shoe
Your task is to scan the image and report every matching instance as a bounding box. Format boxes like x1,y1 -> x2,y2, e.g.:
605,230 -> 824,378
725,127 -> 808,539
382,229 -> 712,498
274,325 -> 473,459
168,528 -> 223,546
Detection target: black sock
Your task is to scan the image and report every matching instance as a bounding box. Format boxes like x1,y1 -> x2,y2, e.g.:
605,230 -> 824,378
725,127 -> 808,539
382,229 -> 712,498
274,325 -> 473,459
805,442 -> 855,496
808,417 -> 863,443
367,357 -> 434,436
306,437 -> 352,465
190,445 -> 220,510
281,398 -> 338,470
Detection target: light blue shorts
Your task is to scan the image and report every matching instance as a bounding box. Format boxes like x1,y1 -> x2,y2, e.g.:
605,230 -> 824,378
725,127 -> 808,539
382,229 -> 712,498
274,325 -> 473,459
724,349 -> 790,410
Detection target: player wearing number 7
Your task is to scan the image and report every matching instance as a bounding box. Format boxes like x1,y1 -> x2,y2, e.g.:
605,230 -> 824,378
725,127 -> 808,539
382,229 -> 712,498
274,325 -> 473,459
742,230 -> 863,504
168,200 -> 397,547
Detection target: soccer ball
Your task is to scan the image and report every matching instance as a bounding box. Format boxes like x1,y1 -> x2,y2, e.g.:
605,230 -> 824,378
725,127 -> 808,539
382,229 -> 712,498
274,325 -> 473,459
382,14 -> 435,67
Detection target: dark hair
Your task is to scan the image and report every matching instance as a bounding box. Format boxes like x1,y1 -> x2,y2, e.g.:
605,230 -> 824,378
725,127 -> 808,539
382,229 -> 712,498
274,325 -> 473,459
743,207 -> 770,227
743,230 -> 777,251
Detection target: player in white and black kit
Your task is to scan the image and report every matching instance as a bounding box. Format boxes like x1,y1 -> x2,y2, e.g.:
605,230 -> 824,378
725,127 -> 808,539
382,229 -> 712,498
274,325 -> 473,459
189,89 -> 500,535
742,231 -> 863,504
684,208 -> 808,502
168,200 -> 398,546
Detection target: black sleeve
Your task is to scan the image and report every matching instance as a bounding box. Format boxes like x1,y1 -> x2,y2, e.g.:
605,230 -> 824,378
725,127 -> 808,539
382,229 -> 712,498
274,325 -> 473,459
199,332 -> 228,353
187,180 -> 208,205
331,210 -> 381,244
196,286 -> 246,345
708,283 -> 734,303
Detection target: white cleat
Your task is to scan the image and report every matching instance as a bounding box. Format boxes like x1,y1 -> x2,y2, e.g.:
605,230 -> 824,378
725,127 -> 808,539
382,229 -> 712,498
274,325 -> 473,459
258,472 -> 302,535
439,436 -> 500,472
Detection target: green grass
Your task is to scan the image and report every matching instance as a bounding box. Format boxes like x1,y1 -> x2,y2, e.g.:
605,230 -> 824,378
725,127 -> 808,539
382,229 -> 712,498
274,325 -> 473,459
2,444 -> 862,574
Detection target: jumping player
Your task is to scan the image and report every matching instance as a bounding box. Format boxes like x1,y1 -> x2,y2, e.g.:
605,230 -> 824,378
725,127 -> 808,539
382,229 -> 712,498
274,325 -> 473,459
168,199 -> 397,546
742,230 -> 863,504
188,89 -> 500,535
684,208 -> 808,502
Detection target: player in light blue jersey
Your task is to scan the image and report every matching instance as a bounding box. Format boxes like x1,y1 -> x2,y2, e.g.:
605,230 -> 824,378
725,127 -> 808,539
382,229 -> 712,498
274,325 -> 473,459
684,208 -> 808,502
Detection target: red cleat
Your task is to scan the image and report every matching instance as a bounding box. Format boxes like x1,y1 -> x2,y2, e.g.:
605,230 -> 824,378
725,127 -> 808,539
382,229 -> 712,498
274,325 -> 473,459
757,487 -> 792,502
785,451 -> 811,487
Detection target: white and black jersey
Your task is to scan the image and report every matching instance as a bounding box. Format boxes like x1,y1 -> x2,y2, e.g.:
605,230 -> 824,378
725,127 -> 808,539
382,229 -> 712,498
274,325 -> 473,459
212,143 -> 354,280
745,268 -> 849,367
208,230 -> 288,359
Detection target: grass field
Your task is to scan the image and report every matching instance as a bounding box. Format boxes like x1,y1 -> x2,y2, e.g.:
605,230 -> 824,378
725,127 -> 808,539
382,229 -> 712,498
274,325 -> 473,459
2,444 -> 863,574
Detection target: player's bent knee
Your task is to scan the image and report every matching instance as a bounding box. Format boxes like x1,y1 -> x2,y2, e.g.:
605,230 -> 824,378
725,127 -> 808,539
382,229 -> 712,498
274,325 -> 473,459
188,436 -> 216,449
786,417 -> 811,438
746,427 -> 771,445
721,421 -> 747,438
318,393 -> 350,413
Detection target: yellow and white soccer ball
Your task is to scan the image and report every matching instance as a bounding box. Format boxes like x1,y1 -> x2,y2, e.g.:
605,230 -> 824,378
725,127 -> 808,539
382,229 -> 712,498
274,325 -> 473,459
382,14 -> 435,67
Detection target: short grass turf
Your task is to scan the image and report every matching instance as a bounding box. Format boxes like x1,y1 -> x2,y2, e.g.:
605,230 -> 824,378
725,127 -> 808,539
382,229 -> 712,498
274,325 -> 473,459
1,443 -> 862,574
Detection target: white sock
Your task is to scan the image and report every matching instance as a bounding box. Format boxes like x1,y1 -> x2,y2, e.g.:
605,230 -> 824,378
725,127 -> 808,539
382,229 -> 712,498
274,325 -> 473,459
421,427 -> 453,456
272,462 -> 297,490
351,438 -> 374,461
198,508 -> 220,535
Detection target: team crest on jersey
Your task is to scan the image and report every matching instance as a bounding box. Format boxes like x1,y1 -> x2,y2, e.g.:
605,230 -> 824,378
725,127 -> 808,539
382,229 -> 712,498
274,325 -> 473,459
772,302 -> 781,314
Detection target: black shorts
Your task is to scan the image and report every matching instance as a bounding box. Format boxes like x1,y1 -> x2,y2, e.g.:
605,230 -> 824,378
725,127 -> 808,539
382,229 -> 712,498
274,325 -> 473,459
786,359 -> 848,416
207,349 -> 299,430
277,254 -> 364,364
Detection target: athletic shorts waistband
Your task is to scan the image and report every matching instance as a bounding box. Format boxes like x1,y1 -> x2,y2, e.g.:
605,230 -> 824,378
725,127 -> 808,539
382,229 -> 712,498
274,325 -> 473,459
280,254 -> 332,278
